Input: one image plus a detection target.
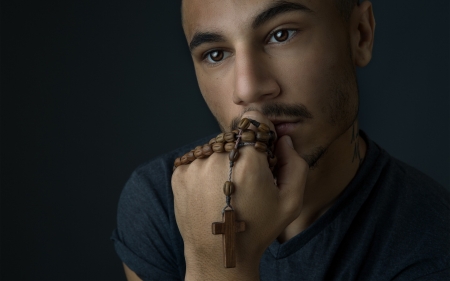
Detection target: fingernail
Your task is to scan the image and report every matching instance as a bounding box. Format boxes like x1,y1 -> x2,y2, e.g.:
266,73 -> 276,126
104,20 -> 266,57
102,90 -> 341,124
285,136 -> 294,148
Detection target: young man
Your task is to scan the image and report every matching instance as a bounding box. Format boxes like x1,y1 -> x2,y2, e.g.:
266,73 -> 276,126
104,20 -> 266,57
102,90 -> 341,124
112,0 -> 450,280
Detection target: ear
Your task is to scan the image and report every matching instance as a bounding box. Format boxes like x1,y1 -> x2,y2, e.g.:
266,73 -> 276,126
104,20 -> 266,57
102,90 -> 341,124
349,1 -> 375,67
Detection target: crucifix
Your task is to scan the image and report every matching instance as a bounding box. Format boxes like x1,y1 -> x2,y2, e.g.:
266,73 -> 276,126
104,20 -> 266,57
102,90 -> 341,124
212,209 -> 246,268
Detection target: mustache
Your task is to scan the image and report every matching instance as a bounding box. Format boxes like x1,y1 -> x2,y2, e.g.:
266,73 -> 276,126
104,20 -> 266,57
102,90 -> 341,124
231,103 -> 313,130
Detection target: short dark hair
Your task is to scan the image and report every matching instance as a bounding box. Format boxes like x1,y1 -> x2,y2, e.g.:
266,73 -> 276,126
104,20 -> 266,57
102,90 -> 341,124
181,0 -> 360,23
336,0 -> 359,20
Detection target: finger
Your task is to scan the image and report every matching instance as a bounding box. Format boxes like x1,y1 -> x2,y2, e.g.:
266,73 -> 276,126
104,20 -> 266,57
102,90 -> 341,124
275,135 -> 309,215
235,111 -> 276,176
240,111 -> 276,137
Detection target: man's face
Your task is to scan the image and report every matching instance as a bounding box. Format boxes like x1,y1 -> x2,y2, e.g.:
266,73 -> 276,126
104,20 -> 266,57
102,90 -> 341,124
182,0 -> 359,165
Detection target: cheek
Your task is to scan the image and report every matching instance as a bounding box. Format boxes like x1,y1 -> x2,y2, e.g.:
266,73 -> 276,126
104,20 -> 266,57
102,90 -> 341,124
195,65 -> 237,128
276,46 -> 341,112
272,35 -> 357,147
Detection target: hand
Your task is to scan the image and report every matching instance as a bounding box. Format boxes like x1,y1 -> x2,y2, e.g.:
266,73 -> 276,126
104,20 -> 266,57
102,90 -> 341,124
171,111 -> 309,280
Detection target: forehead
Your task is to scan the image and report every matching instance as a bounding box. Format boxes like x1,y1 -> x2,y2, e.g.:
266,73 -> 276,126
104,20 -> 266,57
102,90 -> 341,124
182,0 -> 329,38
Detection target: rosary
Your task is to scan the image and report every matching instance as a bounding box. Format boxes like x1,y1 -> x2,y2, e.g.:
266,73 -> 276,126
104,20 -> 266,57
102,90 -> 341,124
174,118 -> 277,268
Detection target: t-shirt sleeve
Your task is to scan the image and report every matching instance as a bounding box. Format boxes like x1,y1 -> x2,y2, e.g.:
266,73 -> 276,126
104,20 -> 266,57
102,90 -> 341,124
111,158 -> 185,280
393,256 -> 450,281
413,268 -> 450,281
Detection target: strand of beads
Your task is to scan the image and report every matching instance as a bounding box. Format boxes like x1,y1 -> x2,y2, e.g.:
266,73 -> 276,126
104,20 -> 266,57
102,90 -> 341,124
173,118 -> 277,213
173,118 -> 277,170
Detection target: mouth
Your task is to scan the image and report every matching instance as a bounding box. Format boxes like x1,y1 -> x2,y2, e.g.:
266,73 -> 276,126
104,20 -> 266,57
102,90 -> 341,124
270,119 -> 301,137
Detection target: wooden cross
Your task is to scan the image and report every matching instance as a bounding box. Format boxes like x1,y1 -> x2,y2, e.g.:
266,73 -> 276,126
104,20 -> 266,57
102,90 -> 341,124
211,209 -> 246,268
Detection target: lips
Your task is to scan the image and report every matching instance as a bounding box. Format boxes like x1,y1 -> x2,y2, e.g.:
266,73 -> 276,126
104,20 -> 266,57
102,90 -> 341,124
270,119 -> 300,137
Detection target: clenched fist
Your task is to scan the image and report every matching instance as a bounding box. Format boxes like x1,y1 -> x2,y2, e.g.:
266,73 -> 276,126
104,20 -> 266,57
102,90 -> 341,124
171,111 -> 309,280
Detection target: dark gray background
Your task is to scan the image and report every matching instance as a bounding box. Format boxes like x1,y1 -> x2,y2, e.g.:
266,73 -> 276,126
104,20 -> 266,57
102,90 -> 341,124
1,1 -> 448,280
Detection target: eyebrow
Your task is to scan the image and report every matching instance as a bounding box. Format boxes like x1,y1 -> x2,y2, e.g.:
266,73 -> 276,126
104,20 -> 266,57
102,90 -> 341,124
188,1 -> 313,52
252,0 -> 313,29
189,32 -> 225,52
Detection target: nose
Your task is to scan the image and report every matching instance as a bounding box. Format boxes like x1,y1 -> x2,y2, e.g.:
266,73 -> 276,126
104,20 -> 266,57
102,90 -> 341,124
232,47 -> 280,105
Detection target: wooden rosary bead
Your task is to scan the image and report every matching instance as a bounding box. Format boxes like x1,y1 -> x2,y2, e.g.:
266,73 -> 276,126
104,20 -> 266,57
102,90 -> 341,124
241,130 -> 256,142
269,156 -> 277,167
173,119 -> 277,171
180,154 -> 189,164
216,133 -> 225,143
256,131 -> 270,143
202,144 -> 213,156
224,142 -> 235,152
229,148 -> 240,162
194,147 -> 205,159
174,157 -> 181,167
186,151 -> 196,162
238,118 -> 250,130
258,123 -> 270,133
223,181 -> 235,196
254,141 -> 267,152
212,142 -> 225,152
224,132 -> 236,143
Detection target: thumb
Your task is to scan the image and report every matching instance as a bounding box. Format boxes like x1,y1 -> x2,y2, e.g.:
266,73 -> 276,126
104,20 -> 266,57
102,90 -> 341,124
275,135 -> 309,215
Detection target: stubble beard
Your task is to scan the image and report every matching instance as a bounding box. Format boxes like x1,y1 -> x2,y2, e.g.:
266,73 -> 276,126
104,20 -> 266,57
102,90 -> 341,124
213,48 -> 359,169
304,44 -> 359,168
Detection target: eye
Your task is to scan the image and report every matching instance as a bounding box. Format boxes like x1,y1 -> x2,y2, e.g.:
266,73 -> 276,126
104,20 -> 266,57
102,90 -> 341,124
268,29 -> 296,43
204,50 -> 231,64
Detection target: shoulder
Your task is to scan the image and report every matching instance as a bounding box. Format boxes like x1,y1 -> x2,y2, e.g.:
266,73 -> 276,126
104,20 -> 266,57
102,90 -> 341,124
124,134 -> 217,198
357,134 -> 449,222
366,143 -> 450,227
376,149 -> 450,214
364,145 -> 450,279
117,132 -> 217,229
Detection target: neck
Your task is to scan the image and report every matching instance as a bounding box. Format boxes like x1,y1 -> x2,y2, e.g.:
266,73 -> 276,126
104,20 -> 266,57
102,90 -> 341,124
278,120 -> 366,243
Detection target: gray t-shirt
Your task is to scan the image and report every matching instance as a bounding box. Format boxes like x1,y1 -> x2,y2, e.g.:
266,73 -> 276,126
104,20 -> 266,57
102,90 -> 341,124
111,132 -> 450,280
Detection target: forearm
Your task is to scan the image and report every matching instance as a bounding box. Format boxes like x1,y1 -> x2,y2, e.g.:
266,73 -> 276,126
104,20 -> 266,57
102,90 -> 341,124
123,263 -> 143,281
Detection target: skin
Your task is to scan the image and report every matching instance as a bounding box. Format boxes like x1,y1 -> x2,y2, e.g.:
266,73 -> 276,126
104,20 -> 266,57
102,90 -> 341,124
124,0 -> 375,280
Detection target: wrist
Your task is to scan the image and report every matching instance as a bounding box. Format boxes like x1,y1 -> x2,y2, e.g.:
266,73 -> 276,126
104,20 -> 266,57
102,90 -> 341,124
185,263 -> 260,281
184,247 -> 260,281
